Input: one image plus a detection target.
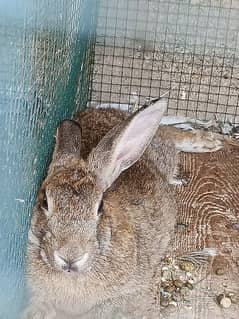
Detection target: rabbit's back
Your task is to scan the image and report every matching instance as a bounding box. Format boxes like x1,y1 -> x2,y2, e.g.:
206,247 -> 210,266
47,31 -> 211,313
74,108 -> 127,159
75,107 -> 177,184
75,107 -> 177,265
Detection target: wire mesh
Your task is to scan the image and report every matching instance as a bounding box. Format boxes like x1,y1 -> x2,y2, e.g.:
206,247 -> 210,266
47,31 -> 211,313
0,0 -> 97,317
91,0 -> 239,124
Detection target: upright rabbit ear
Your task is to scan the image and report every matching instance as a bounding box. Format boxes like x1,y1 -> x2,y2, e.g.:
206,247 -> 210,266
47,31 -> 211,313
88,98 -> 167,191
52,120 -> 82,162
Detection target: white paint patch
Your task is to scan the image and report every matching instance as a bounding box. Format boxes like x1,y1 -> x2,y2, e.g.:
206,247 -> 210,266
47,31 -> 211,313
15,198 -> 25,203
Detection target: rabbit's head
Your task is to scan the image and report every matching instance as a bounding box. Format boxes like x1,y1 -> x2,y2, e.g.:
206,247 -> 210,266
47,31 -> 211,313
29,99 -> 167,275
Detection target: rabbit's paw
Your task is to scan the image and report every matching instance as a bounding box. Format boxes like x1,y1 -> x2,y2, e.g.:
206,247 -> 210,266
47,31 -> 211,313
194,131 -> 223,152
177,130 -> 223,153
22,304 -> 56,319
22,310 -> 44,319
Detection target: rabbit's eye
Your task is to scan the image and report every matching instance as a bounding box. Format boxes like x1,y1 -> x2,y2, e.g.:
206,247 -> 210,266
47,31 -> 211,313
97,199 -> 104,216
41,191 -> 48,210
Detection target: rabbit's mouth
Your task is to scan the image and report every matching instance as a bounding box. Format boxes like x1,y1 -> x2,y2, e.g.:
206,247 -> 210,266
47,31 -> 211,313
39,246 -> 94,274
53,251 -> 89,273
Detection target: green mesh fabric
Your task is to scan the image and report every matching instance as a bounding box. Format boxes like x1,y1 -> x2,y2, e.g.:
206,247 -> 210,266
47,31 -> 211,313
0,1 -> 97,317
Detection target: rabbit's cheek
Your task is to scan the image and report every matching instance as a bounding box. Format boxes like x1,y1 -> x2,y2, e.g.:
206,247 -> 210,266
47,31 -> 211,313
41,232 -> 53,249
40,249 -> 49,264
39,235 -> 58,266
97,223 -> 112,253
28,228 -> 40,247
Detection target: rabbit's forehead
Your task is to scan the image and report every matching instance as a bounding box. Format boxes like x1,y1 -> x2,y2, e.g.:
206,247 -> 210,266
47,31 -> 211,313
49,214 -> 96,233
43,168 -> 102,221
46,167 -> 100,200
47,186 -> 101,216
46,166 -> 95,188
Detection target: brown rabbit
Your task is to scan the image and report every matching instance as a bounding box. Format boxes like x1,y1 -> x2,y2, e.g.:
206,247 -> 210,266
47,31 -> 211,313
23,99 -> 223,319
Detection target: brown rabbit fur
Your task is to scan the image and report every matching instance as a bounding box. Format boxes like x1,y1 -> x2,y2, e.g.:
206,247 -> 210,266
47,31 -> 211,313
23,99 -> 223,319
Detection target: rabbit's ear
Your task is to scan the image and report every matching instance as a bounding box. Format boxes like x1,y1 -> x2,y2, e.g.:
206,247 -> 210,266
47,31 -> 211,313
88,98 -> 167,191
52,120 -> 82,161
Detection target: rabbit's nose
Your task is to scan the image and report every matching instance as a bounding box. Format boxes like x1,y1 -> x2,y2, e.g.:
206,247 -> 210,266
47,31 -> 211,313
54,251 -> 89,272
71,253 -> 89,271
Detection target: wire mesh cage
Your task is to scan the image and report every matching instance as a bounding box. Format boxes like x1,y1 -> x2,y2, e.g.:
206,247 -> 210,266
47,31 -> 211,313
1,0 -> 239,318
91,0 -> 239,124
0,0 -> 97,317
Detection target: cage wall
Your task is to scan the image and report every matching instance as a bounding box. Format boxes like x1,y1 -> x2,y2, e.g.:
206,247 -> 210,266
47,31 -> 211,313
91,0 -> 239,124
0,1 -> 97,318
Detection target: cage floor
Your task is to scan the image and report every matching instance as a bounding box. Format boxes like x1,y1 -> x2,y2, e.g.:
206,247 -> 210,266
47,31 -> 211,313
162,139 -> 239,318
